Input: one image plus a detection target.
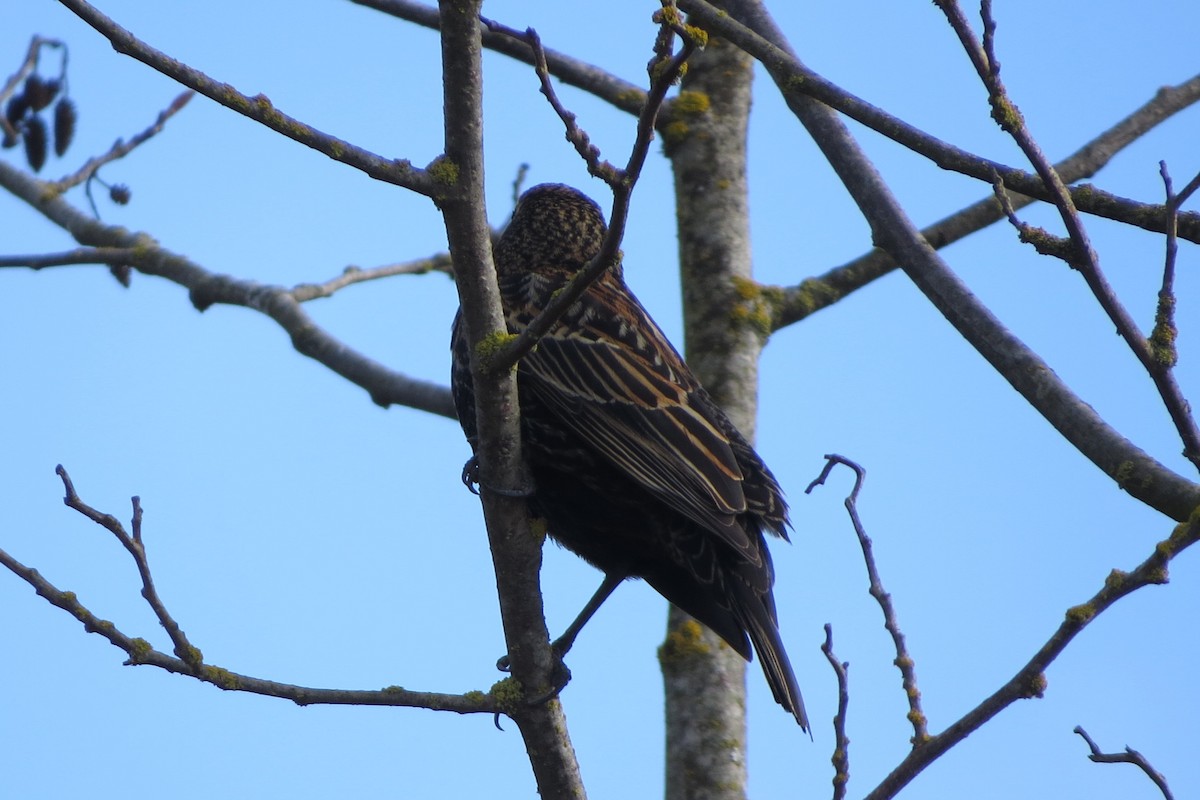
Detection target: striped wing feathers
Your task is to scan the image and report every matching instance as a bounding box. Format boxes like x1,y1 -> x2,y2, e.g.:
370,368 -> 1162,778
514,279 -> 763,562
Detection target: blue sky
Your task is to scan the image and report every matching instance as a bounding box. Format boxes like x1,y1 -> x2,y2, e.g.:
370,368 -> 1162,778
2,2 -> 1198,798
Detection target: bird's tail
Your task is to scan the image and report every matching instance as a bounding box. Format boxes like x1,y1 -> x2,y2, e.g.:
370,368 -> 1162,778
735,582 -> 809,732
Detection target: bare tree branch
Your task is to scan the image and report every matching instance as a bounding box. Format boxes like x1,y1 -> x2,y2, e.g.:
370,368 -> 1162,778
0,159 -> 456,418
821,624 -> 850,800
0,246 -> 138,268
677,1 -> 1200,243
807,455 -> 929,746
772,73 -> 1200,329
936,0 -> 1200,472
1074,726 -> 1175,800
55,0 -> 437,196
862,512 -> 1200,800
684,0 -> 1200,523
0,467 -> 497,715
56,465 -> 201,667
41,90 -> 194,196
362,0 -> 1200,256
290,254 -> 454,302
435,0 -> 586,794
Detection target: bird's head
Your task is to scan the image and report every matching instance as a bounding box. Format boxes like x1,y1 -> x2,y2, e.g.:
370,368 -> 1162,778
494,183 -> 608,276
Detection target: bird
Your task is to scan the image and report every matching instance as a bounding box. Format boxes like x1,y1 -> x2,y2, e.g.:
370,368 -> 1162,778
450,183 -> 807,729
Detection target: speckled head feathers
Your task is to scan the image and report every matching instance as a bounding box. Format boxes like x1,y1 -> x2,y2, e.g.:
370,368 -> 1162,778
494,183 -> 607,276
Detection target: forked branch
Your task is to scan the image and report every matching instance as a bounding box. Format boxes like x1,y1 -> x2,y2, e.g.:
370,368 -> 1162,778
0,466 -> 497,715
805,459 -> 1198,800
862,512 -> 1200,800
937,0 -> 1200,470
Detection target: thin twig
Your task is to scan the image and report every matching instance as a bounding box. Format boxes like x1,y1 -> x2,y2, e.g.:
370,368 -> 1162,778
1074,726 -> 1174,800
42,91 -> 193,196
941,0 -> 1096,272
1172,168 -> 1200,208
483,23 -> 614,182
0,539 -> 494,712
482,10 -> 700,375
1151,162 -> 1181,371
807,455 -> 929,745
991,172 -> 1078,263
56,466 -> 200,665
821,624 -> 851,800
290,254 -> 454,302
510,162 -> 530,208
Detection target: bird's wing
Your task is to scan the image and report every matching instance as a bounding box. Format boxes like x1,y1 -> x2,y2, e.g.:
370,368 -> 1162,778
518,280 -> 761,561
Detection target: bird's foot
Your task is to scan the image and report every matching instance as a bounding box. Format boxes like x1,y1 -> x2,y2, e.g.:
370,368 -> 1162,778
461,457 -> 482,494
461,456 -> 534,497
495,642 -> 573,706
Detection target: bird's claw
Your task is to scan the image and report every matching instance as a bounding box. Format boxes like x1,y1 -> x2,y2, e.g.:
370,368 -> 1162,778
495,644 -> 573,707
461,456 -> 534,498
524,660 -> 572,706
461,457 -> 481,495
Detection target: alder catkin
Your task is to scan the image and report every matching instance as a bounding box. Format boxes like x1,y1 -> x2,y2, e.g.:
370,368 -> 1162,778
23,115 -> 47,172
53,97 -> 76,157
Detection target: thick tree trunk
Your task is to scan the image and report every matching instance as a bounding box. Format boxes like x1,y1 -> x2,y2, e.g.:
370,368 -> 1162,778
663,33 -> 759,800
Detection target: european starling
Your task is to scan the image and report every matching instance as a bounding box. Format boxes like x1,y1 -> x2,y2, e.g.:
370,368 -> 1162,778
451,183 -> 807,729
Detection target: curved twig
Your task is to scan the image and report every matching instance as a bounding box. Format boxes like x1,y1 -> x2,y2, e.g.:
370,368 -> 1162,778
1074,726 -> 1174,800
807,455 -> 929,745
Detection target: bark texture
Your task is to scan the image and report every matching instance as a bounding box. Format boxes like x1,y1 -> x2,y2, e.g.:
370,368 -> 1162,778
663,34 -> 760,800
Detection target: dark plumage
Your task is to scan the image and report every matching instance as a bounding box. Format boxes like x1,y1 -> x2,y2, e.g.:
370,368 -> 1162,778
451,183 -> 807,729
